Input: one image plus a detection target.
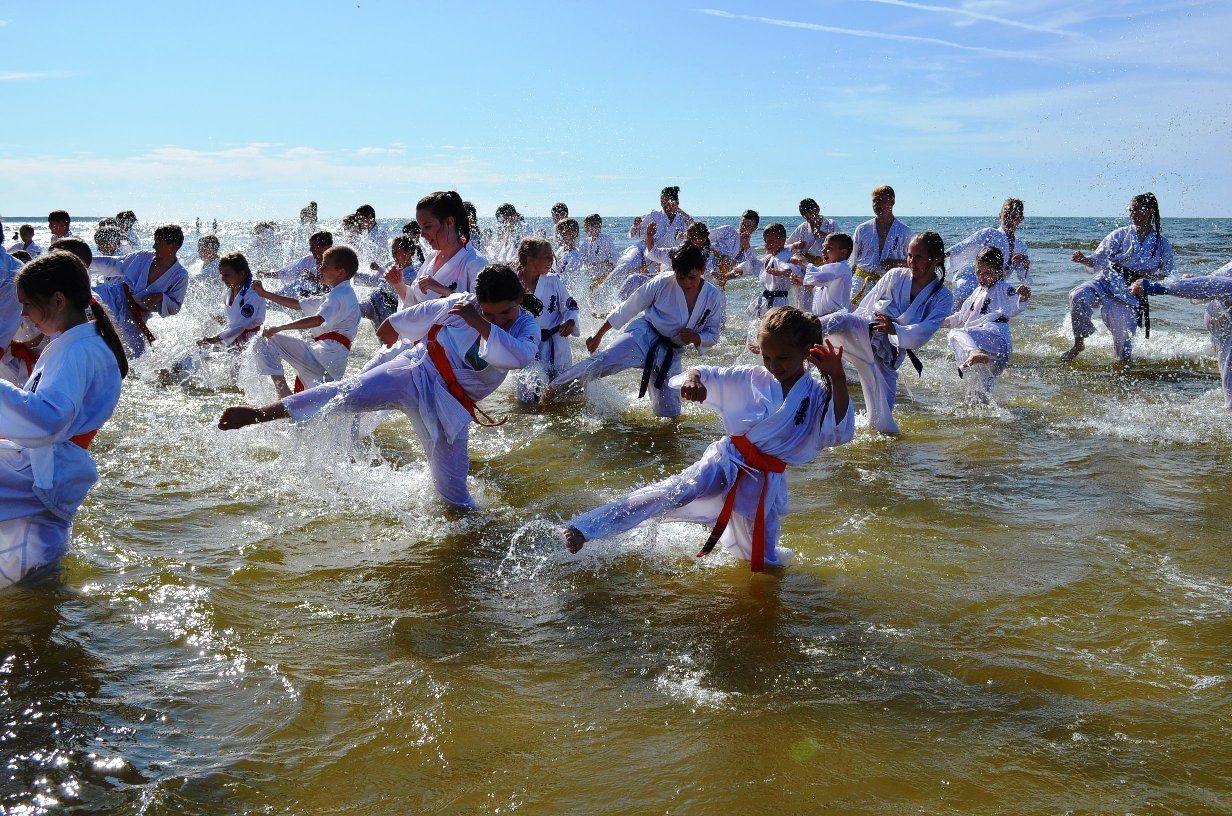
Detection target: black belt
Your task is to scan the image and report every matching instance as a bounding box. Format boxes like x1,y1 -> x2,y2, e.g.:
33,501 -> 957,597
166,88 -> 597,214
540,325 -> 561,366
762,289 -> 788,309
638,325 -> 682,398
1115,264 -> 1151,338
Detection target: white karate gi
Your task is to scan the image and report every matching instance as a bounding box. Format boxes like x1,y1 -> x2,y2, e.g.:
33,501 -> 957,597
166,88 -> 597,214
92,252 -> 190,358
580,233 -> 617,279
517,273 -> 579,403
404,244 -> 487,306
1069,226 -> 1174,362
486,226 -> 524,266
252,278 -> 360,388
631,210 -> 690,257
282,293 -> 539,508
850,217 -> 914,302
802,259 -> 854,319
553,247 -> 585,290
943,281 -> 1027,400
740,249 -> 800,326
7,240 -> 43,258
550,272 -> 726,417
947,227 -> 1030,306
0,323 -> 122,586
568,364 -> 854,568
788,218 -> 839,261
819,267 -> 953,434
1144,260 -> 1232,409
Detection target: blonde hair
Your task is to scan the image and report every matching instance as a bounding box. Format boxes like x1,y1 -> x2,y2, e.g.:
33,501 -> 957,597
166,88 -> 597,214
760,306 -> 822,350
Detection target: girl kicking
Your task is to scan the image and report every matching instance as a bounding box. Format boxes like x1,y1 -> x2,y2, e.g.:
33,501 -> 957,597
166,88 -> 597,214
547,243 -> 725,418
1,251 -> 127,586
818,231 -> 953,435
942,246 -> 1030,402
165,252 -> 267,382
217,265 -> 539,509
561,307 -> 853,572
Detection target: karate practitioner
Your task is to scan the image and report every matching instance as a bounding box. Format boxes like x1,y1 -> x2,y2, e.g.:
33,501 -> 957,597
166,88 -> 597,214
166,252 -> 266,383
819,231 -> 953,435
376,235 -> 427,308
266,230 -> 332,299
946,198 -> 1030,307
561,306 -> 853,571
218,265 -> 540,509
553,218 -> 585,287
403,191 -> 488,306
1064,193 -> 1174,363
787,198 -> 838,308
795,232 -> 854,319
515,237 -> 578,403
580,214 -> 617,284
707,209 -> 761,288
250,245 -> 361,397
629,186 -> 695,253
486,204 -> 525,266
547,243 -> 725,418
738,223 -> 800,352
0,251 -> 126,586
91,224 -> 190,359
942,246 -> 1030,402
850,185 -> 913,305
7,225 -> 43,258
1133,259 -> 1232,410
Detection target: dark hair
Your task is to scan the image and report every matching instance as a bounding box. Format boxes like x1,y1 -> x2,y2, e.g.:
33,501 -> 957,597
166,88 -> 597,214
94,226 -> 122,251
463,201 -> 479,227
48,210 -> 70,223
670,243 -> 706,275
116,210 -> 136,226
551,202 -> 569,218
1132,192 -> 1163,256
476,263 -> 526,303
825,232 -> 854,255
199,234 -> 221,251
11,250 -> 32,263
218,251 -> 253,285
49,237 -> 93,267
872,185 -> 895,201
799,198 -> 820,215
763,222 -> 787,241
741,209 -> 760,225
17,251 -> 128,378
356,204 -> 376,219
391,235 -> 414,254
97,217 -> 118,228
402,220 -> 421,236
153,224 -> 185,249
18,224 -> 34,237
685,222 -> 710,244
912,231 -> 947,280
309,230 -> 334,249
583,213 -> 602,228
660,186 -> 680,203
761,306 -> 822,350
417,191 -> 470,245
322,246 -> 359,277
395,226 -> 424,264
495,203 -> 519,221
977,246 -> 1004,271
516,237 -> 554,273
555,218 -> 580,239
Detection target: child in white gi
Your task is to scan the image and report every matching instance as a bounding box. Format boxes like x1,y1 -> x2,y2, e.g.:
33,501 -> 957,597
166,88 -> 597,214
943,246 -> 1030,402
1133,260 -> 1232,410
218,265 -> 540,509
946,197 -> 1030,307
562,306 -> 853,571
819,231 -> 954,435
91,224 -> 190,359
795,232 -> 854,319
738,222 -> 800,353
8,225 -> 44,258
251,246 -> 360,397
580,214 -> 617,285
1064,193 -> 1174,363
0,251 -> 126,586
516,238 -> 578,403
547,243 -> 726,418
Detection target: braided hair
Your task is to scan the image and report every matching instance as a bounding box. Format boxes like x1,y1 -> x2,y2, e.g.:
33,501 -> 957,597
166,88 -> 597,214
913,231 -> 947,282
1132,193 -> 1163,256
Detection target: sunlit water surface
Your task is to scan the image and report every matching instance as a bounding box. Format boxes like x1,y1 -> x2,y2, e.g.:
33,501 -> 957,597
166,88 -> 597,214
2,215 -> 1229,814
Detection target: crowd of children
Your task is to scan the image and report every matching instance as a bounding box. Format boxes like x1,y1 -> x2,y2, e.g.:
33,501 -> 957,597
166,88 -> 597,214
0,185 -> 1213,585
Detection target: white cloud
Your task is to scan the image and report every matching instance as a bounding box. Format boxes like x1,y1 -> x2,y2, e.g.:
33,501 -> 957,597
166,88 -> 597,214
696,9 -> 1053,61
0,71 -> 68,81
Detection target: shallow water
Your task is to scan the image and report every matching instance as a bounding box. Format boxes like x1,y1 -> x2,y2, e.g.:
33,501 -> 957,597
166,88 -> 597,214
2,215 -> 1230,814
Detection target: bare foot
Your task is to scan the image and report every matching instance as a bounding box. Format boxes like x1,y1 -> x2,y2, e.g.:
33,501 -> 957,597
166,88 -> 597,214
562,526 -> 586,554
1060,339 -> 1084,362
963,350 -> 991,369
218,406 -> 260,430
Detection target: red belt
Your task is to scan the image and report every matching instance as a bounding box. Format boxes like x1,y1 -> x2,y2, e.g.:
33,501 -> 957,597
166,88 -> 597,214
7,334 -> 44,377
697,435 -> 786,573
3,429 -> 98,449
292,332 -> 353,393
422,324 -> 505,427
233,326 -> 260,346
122,284 -> 157,343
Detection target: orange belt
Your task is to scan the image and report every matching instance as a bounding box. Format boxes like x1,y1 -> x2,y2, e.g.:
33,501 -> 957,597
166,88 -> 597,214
292,331 -> 353,393
122,284 -> 157,343
697,435 -> 786,573
4,429 -> 99,449
422,324 -> 506,427
7,334 -> 45,377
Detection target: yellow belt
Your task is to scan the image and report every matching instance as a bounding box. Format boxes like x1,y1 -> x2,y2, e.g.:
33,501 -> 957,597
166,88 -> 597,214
851,266 -> 882,304
803,253 -> 824,266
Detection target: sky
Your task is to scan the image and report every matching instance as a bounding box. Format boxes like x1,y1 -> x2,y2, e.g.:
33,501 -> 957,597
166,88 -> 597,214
1,0 -> 1228,221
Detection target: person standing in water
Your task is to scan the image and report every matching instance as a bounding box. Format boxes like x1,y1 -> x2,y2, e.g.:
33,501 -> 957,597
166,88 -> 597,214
91,224 -> 190,359
629,186 -> 695,253
402,191 -> 488,305
946,198 -> 1031,307
1064,193 -> 1174,363
850,185 -> 913,305
0,251 -> 126,587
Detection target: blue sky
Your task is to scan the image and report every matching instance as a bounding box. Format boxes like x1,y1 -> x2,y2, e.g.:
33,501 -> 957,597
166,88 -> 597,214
1,0 -> 1227,220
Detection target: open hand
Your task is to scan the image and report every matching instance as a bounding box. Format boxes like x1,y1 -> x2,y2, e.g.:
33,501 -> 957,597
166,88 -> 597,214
807,339 -> 845,378
218,406 -> 260,430
447,300 -> 487,332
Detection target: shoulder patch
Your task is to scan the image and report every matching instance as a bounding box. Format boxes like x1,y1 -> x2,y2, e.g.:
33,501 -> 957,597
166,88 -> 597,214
240,302 -> 255,318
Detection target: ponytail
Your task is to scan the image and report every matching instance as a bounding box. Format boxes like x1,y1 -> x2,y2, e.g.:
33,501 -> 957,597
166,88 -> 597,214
417,191 -> 469,246
914,230 -> 947,282
16,250 -> 129,379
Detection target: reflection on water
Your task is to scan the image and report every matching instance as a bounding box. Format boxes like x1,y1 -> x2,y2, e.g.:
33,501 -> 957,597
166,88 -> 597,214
2,216 -> 1230,814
